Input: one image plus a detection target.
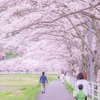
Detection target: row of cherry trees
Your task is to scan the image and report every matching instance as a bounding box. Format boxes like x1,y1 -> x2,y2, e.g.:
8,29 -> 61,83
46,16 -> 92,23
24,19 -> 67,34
0,0 -> 100,82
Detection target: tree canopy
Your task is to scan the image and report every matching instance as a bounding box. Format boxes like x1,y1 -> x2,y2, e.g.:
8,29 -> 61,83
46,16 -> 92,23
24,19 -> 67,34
0,0 -> 100,81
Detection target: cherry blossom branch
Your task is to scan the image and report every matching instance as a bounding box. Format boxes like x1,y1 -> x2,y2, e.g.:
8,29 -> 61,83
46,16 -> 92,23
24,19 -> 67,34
41,2 -> 100,24
80,11 -> 100,20
66,16 -> 100,66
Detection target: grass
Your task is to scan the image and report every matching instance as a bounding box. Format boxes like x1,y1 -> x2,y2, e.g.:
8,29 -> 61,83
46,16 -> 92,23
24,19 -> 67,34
88,97 -> 98,100
0,74 -> 57,86
6,53 -> 22,59
0,74 -> 40,86
0,85 -> 41,100
0,74 -> 57,100
64,80 -> 74,95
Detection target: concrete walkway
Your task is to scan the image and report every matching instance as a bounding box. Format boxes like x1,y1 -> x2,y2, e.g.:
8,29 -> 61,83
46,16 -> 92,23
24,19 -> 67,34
35,79 -> 75,100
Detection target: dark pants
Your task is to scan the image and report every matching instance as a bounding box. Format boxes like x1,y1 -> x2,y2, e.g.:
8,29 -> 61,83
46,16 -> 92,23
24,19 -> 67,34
75,96 -> 87,100
58,76 -> 60,79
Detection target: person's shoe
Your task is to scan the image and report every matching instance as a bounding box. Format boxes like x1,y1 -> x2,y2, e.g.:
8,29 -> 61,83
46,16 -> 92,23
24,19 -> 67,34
41,91 -> 43,94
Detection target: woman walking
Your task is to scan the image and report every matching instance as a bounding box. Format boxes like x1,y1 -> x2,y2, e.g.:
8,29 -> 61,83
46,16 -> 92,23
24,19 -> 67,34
75,72 -> 90,100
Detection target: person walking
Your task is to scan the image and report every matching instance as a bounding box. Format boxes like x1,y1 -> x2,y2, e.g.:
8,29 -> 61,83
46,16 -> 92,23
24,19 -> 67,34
57,71 -> 60,79
39,72 -> 48,94
75,72 -> 90,100
76,84 -> 85,100
60,73 -> 65,84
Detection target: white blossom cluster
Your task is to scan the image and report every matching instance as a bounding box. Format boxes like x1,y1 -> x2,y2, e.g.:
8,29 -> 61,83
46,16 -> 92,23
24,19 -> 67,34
0,0 -> 100,81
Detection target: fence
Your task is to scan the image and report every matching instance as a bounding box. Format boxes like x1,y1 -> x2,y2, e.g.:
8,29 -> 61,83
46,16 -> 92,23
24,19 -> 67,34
65,75 -> 100,100
0,71 -> 58,75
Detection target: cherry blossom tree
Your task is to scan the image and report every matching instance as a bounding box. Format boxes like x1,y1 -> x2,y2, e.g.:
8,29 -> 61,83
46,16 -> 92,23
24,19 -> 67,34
0,0 -> 100,82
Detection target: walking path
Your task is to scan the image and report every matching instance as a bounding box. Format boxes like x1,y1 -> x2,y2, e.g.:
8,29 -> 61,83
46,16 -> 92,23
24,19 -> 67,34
35,79 -> 75,100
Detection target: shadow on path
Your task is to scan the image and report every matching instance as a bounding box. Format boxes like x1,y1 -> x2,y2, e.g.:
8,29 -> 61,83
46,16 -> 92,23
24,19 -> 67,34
35,80 -> 75,100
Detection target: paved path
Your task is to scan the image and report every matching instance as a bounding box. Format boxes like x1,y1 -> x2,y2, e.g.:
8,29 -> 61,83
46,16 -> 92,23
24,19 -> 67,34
35,79 -> 75,100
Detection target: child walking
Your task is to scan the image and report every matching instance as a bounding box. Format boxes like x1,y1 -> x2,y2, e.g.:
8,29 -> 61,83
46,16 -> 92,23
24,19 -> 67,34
76,84 -> 85,100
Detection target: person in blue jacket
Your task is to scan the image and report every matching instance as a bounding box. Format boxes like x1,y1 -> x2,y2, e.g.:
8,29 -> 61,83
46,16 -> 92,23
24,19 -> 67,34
39,72 -> 48,93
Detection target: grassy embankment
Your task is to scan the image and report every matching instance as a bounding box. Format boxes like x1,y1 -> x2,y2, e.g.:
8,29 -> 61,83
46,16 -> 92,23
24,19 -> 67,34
0,74 -> 57,100
64,80 -> 74,95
